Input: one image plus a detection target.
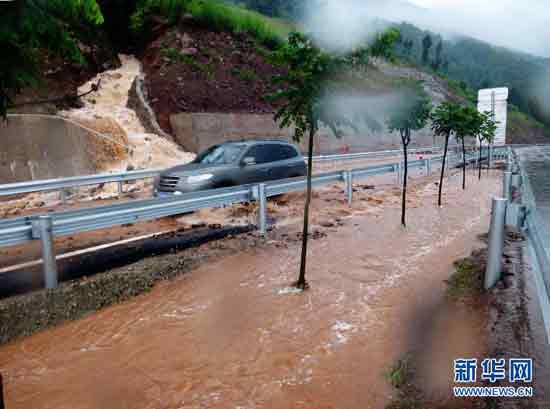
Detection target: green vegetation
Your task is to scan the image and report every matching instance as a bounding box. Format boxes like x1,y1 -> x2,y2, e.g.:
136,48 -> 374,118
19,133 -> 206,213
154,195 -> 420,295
386,358 -> 412,389
370,28 -> 401,63
0,0 -> 104,118
446,257 -> 484,298
226,0 -> 303,19
387,86 -> 432,226
477,111 -> 498,179
454,105 -> 480,190
385,358 -> 423,409
394,22 -> 550,129
443,77 -> 477,105
133,0 -> 292,47
130,0 -> 187,30
431,102 -> 459,206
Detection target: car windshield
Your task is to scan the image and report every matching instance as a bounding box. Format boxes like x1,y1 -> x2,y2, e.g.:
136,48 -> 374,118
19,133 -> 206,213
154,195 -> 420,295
193,144 -> 246,165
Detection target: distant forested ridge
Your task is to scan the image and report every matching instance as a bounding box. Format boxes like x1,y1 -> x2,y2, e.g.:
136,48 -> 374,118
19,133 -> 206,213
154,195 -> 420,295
230,1 -> 550,128
392,23 -> 550,127
229,0 -> 303,18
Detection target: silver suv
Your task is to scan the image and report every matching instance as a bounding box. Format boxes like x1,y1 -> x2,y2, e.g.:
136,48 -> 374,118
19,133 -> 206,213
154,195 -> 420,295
154,140 -> 307,196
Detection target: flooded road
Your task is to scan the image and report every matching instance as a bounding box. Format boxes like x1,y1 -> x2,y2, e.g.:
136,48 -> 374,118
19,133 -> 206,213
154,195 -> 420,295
0,170 -> 499,408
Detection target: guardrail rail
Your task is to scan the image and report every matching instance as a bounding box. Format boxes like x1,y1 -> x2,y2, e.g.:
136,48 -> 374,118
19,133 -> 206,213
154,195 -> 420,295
0,146 -> 447,198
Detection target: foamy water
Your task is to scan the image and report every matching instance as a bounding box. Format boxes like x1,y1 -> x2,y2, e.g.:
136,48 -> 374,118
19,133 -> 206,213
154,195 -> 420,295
60,54 -> 195,171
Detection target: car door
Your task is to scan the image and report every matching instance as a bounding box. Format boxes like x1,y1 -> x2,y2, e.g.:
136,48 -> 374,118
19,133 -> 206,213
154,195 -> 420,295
263,144 -> 301,181
276,145 -> 302,179
239,144 -> 272,184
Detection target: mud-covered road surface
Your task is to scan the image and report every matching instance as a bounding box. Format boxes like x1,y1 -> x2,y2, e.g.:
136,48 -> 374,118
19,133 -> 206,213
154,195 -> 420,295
0,169 -> 499,409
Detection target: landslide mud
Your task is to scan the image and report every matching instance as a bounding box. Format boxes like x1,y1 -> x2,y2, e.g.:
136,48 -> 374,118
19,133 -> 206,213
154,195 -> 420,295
0,170 -> 501,409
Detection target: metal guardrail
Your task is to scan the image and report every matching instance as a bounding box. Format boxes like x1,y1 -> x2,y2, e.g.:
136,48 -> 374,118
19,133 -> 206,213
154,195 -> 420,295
0,148 -> 502,247
0,146 -> 444,198
0,146 -> 506,290
311,146 -> 441,162
0,169 -> 161,197
514,147 -> 550,342
0,145 -> 504,199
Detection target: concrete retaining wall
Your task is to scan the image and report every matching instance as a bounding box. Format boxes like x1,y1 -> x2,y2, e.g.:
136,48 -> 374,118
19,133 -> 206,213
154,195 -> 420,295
0,115 -> 126,184
170,112 -> 437,154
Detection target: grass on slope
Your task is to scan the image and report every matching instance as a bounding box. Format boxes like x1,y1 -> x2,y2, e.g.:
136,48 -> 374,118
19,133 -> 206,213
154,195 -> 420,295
187,0 -> 292,47
133,0 -> 293,48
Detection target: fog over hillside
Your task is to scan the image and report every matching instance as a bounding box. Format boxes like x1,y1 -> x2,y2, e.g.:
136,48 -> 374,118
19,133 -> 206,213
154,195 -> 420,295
305,0 -> 550,58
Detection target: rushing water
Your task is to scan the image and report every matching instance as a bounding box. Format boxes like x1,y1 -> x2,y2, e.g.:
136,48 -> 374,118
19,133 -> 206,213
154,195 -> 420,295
0,172 -> 500,409
61,54 -> 195,171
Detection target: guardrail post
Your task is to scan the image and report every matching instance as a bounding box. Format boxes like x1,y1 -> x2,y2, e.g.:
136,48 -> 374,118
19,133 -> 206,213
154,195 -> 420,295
425,158 -> 432,176
117,181 -> 124,196
488,145 -> 493,169
344,171 -> 353,206
506,173 -> 523,228
32,216 -> 58,289
59,189 -> 67,204
503,171 -> 512,201
257,183 -> 267,235
485,197 -> 508,290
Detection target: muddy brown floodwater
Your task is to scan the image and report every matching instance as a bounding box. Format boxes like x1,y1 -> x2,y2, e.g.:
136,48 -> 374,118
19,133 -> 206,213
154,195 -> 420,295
0,170 -> 500,409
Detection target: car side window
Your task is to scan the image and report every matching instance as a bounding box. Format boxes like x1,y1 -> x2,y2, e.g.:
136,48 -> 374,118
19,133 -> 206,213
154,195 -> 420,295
245,144 -> 299,164
279,145 -> 299,160
244,145 -> 272,164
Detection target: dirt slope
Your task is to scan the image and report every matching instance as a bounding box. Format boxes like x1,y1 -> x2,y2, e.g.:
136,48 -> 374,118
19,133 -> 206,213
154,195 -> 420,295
141,19 -> 287,133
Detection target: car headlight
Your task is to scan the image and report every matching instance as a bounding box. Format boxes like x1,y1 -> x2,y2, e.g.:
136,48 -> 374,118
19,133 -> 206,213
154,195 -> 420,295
186,174 -> 214,183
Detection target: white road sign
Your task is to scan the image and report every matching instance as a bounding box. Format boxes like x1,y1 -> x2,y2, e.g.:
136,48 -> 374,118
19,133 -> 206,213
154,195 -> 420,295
478,87 -> 509,146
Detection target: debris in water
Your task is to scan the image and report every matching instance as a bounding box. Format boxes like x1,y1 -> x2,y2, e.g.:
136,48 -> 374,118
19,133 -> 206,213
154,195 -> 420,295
277,287 -> 304,295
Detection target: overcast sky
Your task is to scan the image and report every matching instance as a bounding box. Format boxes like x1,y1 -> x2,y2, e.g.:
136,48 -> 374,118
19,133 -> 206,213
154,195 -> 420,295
305,0 -> 550,58
406,0 -> 550,57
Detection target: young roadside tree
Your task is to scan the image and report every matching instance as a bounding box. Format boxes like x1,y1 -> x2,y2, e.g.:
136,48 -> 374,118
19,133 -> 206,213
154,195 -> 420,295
477,112 -> 498,179
0,0 -> 104,118
454,105 -> 480,190
269,32 -> 352,290
387,87 -> 432,227
431,102 -> 462,207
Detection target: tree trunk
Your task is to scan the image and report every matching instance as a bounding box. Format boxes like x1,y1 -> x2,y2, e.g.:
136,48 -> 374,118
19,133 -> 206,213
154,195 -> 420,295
438,133 -> 450,207
487,145 -> 491,175
0,373 -> 4,409
461,137 -> 466,190
296,126 -> 315,290
478,139 -> 483,180
401,129 -> 409,227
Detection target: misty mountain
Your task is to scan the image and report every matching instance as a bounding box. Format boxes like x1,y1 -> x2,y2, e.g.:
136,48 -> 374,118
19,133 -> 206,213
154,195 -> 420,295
231,0 -> 550,127
393,22 -> 550,127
